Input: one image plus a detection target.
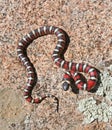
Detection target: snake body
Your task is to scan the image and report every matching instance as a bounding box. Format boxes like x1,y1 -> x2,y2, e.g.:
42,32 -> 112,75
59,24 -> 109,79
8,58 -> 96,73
17,26 -> 98,104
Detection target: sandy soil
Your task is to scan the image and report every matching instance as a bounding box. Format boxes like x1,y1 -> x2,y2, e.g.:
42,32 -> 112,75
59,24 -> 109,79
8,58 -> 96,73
0,0 -> 112,130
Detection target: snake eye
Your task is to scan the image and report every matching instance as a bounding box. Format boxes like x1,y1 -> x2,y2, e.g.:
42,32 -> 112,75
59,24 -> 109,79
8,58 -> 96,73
62,82 -> 69,91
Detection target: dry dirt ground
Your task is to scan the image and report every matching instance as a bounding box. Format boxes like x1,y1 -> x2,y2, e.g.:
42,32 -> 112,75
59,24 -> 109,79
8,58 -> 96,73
0,0 -> 112,130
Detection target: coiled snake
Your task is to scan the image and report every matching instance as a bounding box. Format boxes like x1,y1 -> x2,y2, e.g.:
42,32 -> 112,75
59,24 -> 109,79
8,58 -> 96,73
17,26 -> 99,108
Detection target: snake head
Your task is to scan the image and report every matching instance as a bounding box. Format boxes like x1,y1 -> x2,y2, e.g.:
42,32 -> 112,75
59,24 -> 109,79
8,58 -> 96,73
62,81 -> 69,91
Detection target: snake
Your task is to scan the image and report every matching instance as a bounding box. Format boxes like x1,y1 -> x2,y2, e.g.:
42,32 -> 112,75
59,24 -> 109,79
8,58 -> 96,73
17,26 -> 99,105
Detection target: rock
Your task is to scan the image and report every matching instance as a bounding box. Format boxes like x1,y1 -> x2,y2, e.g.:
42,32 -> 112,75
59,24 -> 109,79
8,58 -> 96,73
0,88 -> 26,130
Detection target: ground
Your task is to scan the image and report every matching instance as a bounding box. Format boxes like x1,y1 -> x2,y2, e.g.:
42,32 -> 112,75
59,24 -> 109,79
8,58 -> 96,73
0,0 -> 112,130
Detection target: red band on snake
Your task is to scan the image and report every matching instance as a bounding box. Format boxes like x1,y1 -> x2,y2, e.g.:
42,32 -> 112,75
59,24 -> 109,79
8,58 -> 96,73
17,26 -> 99,104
